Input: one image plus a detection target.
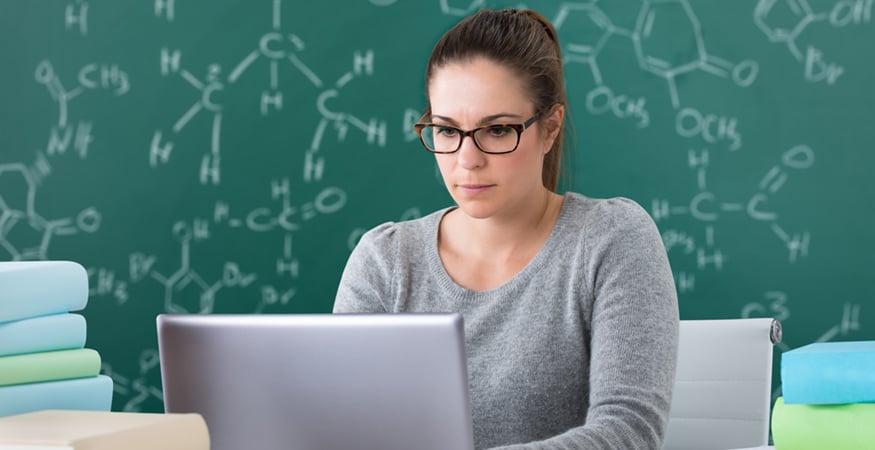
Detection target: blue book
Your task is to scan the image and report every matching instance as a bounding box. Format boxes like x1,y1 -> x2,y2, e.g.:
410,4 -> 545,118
0,261 -> 88,323
0,313 -> 87,357
782,341 -> 875,404
0,375 -> 113,417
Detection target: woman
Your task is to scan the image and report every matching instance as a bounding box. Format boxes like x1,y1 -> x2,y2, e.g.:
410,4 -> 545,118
333,8 -> 678,450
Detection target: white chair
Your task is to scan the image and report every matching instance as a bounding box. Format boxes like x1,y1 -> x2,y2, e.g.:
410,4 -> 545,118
663,318 -> 781,450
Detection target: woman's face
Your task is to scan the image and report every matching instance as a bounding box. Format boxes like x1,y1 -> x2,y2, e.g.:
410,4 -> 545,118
427,57 -> 555,220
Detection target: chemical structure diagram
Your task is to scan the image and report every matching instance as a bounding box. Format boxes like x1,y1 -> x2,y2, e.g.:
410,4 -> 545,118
101,349 -> 164,413
34,59 -> 130,160
6,7 -> 129,296
149,0 -> 387,186
87,266 -> 130,306
741,291 -> 862,350
553,0 -> 759,130
149,58 -> 227,186
210,179 -> 347,312
0,11 -> 123,276
754,0 -> 872,85
63,0 -> 89,36
0,157 -> 102,261
740,290 -> 863,401
212,179 -> 347,272
653,144 -> 814,293
126,179 -> 346,314
128,219 -> 257,314
223,0 -> 322,117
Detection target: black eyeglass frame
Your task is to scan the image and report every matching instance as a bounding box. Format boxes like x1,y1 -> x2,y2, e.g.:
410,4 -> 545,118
413,111 -> 542,155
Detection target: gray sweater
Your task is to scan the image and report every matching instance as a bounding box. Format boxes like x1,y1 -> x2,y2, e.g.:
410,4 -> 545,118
333,192 -> 679,449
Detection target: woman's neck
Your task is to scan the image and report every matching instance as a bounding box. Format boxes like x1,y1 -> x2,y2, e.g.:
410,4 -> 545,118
455,188 -> 563,261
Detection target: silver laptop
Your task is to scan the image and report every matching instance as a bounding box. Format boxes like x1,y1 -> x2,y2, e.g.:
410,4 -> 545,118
157,313 -> 475,450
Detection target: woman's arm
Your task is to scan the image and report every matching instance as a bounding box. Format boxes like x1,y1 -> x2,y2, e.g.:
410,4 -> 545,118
490,202 -> 680,449
332,223 -> 397,314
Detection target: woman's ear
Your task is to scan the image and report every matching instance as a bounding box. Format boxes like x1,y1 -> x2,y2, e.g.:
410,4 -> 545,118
542,104 -> 565,154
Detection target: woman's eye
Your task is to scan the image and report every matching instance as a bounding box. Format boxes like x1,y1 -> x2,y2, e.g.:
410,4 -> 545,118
436,127 -> 458,137
487,126 -> 511,137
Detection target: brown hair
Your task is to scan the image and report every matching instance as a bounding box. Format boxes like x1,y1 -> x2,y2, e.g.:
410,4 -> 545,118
424,8 -> 570,192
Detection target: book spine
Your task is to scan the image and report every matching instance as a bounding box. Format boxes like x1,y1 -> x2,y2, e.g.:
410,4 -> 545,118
772,397 -> 875,449
79,414 -> 210,450
0,375 -> 113,417
782,350 -> 875,404
0,261 -> 88,323
0,314 -> 87,357
0,349 -> 101,387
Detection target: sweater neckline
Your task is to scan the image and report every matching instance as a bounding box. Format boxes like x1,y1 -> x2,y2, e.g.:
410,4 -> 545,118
427,192 -> 574,300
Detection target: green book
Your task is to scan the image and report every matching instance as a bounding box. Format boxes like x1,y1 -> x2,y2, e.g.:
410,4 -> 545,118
0,349 -> 101,387
772,397 -> 875,449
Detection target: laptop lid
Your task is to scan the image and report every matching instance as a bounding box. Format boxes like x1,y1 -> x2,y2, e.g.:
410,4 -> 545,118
157,313 -> 474,450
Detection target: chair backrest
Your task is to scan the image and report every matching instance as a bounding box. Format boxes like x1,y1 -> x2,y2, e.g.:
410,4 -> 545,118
663,318 -> 781,450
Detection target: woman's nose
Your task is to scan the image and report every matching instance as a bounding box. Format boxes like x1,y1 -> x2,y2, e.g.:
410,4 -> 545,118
456,135 -> 485,170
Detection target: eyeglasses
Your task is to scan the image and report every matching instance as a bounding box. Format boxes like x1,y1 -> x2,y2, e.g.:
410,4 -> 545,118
413,112 -> 541,155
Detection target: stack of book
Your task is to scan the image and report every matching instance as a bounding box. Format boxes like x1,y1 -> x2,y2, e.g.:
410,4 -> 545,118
772,341 -> 875,449
0,410 -> 210,449
0,261 -> 113,417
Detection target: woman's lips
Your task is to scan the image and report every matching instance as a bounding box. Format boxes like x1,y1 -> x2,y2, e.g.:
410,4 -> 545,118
458,184 -> 495,195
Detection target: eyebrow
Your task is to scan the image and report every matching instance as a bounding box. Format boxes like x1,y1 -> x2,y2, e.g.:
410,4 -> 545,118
430,113 -> 524,127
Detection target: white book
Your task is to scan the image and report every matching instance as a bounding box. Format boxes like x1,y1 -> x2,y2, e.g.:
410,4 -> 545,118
0,410 -> 209,450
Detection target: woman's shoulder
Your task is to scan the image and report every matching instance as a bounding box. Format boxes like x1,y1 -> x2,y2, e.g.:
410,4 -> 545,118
354,206 -> 452,256
560,192 -> 666,268
562,192 -> 658,237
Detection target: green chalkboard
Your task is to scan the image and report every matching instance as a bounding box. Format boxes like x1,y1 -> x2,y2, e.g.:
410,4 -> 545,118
1,0 -> 872,413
